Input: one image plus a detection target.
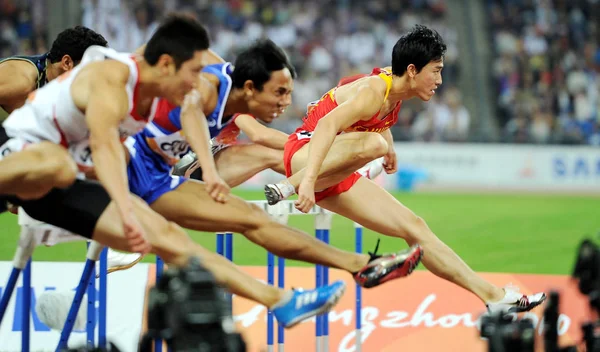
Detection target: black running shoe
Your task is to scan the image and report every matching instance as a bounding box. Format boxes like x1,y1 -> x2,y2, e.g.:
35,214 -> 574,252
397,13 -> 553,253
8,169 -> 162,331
354,242 -> 423,289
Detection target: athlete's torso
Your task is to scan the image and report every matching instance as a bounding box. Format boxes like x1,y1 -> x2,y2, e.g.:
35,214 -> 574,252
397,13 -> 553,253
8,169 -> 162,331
3,46 -> 158,148
300,67 -> 402,134
139,62 -> 234,165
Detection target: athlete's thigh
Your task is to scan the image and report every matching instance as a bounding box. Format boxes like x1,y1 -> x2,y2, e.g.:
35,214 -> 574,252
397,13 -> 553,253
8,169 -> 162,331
289,132 -> 368,174
149,179 -> 265,233
94,194 -> 193,254
215,144 -> 282,187
317,177 -> 421,239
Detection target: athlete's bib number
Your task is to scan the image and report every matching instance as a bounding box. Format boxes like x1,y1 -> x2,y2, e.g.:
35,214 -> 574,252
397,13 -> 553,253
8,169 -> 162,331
69,140 -> 93,168
296,131 -> 313,140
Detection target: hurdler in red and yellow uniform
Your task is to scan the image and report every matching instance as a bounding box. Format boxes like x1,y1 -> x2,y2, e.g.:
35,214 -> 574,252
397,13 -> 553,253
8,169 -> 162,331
284,67 -> 401,202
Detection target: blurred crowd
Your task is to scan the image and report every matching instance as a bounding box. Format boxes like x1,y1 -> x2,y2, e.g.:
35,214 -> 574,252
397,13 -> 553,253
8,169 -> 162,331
5,0 -> 551,144
488,0 -> 600,145
79,0 -> 465,142
0,0 -> 47,57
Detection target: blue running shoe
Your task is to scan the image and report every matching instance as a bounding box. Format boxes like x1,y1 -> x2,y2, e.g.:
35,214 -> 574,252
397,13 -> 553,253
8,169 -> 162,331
272,280 -> 346,329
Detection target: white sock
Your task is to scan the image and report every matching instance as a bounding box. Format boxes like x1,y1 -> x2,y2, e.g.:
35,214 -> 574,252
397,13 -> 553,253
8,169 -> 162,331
276,180 -> 296,199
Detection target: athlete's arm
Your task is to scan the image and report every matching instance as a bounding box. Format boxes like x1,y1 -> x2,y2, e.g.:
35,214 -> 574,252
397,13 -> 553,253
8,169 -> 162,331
180,74 -> 229,201
0,61 -> 37,112
234,114 -> 288,149
379,128 -> 397,173
86,63 -> 150,253
303,85 -> 384,184
86,75 -> 130,214
181,75 -> 218,178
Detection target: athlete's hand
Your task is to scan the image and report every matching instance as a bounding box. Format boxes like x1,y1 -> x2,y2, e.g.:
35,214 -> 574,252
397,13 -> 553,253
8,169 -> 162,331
203,171 -> 230,203
383,150 -> 398,174
295,179 -> 316,213
121,210 -> 151,255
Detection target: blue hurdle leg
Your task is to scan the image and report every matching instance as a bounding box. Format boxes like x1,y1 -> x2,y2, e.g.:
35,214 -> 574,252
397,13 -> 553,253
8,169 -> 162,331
1,224 -> 36,334
155,257 -> 164,352
224,233 -> 233,314
98,248 -> 108,348
216,233 -> 225,256
0,268 -> 22,326
56,258 -> 97,352
87,259 -> 96,348
315,229 -> 323,352
277,256 -> 285,352
354,223 -> 363,352
267,252 -> 275,352
323,229 -> 330,352
22,259 -> 32,352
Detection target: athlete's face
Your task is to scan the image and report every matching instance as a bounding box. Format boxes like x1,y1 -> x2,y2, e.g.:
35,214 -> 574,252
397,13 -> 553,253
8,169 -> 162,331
410,59 -> 443,101
46,55 -> 76,82
246,68 -> 293,123
163,50 -> 207,105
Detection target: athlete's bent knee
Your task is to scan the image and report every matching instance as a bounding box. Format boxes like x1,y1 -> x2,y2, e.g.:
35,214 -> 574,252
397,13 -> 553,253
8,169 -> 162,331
403,216 -> 435,245
240,203 -> 273,240
152,220 -> 192,263
358,133 -> 388,160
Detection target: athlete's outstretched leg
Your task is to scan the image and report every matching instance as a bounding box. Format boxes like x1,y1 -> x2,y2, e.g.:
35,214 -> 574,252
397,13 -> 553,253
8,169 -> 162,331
93,196 -> 287,307
150,179 -> 422,287
151,179 -> 369,272
317,177 -> 546,312
176,144 -> 285,187
0,142 -> 77,199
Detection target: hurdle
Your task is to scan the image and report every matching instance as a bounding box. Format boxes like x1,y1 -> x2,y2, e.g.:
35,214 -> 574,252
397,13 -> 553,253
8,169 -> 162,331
0,224 -> 36,352
0,221 -> 108,352
215,200 -> 364,352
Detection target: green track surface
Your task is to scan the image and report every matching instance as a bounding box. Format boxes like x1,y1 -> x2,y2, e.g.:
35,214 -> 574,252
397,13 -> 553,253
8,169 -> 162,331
1,190 -> 597,275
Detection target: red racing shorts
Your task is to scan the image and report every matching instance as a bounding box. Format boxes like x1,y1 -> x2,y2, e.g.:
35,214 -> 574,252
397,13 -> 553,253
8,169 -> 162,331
283,131 -> 361,202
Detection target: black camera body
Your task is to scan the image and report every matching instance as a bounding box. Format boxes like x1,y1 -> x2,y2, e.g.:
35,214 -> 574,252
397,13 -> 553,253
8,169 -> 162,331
480,312 -> 535,352
141,257 -> 246,352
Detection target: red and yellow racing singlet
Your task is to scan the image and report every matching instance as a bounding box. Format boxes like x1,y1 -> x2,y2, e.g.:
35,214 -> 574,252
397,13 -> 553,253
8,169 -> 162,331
299,67 -> 401,134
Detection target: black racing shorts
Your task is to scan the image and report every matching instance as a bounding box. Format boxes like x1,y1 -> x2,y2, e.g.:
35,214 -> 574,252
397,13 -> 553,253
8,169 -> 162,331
188,167 -> 203,181
0,124 -> 8,146
6,179 -> 112,239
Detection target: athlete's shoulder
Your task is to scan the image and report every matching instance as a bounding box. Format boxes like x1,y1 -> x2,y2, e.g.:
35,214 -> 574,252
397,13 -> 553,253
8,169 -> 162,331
87,59 -> 131,86
0,56 -> 39,81
360,67 -> 392,95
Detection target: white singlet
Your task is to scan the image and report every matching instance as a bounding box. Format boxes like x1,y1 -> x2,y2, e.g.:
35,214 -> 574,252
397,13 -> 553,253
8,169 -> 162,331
1,45 -> 158,155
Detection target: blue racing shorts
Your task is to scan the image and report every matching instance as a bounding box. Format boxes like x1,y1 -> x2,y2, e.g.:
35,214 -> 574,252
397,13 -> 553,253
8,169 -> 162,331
125,134 -> 187,204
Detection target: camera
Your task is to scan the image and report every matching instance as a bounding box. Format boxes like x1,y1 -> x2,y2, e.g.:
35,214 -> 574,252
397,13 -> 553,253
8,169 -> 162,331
480,312 -> 535,352
481,237 -> 600,352
140,256 -> 246,352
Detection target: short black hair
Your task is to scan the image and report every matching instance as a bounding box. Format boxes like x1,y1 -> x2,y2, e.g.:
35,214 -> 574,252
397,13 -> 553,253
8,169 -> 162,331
231,39 -> 297,91
144,13 -> 210,69
47,26 -> 108,64
392,25 -> 446,76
